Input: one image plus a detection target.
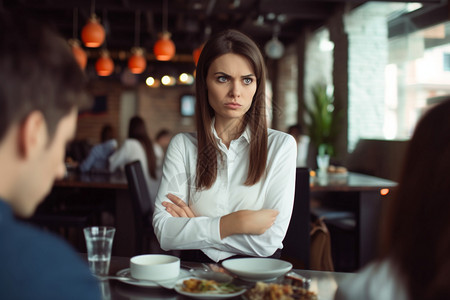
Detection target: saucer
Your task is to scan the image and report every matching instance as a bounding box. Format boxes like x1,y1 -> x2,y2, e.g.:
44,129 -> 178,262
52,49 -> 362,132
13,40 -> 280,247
116,268 -> 190,288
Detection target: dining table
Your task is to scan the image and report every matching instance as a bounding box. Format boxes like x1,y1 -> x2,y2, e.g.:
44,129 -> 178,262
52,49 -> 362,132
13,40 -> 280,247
310,171 -> 397,269
94,256 -> 356,300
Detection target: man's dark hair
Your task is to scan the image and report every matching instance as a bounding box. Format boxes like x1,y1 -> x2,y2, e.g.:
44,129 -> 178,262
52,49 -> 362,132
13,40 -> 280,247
0,11 -> 91,143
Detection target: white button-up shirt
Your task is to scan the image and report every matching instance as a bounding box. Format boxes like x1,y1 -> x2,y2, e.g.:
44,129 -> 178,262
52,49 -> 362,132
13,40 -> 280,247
153,126 -> 297,262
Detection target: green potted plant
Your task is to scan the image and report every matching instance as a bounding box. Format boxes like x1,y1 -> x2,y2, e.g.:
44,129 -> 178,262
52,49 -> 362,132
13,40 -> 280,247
305,83 -> 335,171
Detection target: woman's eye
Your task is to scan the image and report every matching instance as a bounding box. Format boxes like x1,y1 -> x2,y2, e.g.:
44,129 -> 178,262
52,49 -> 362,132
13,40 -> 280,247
243,78 -> 253,85
217,76 -> 228,83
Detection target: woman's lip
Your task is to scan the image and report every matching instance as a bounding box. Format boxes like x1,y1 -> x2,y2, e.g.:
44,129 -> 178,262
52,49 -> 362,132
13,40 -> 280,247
224,103 -> 241,108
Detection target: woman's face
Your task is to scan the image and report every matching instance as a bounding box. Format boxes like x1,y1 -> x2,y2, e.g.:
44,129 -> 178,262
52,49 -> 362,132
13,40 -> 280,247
206,53 -> 257,124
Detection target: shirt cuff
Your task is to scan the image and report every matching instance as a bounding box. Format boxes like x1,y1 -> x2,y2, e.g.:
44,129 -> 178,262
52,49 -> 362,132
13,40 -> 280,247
210,216 -> 222,244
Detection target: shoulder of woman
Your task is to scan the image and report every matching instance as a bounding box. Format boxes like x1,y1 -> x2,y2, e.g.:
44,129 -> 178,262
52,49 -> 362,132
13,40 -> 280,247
168,132 -> 197,148
125,138 -> 142,148
267,129 -> 297,147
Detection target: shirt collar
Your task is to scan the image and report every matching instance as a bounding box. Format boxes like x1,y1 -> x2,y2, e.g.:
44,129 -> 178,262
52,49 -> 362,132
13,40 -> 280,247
210,118 -> 251,145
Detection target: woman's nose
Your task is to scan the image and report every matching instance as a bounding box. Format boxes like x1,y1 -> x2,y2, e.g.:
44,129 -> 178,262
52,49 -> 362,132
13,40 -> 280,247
228,81 -> 241,98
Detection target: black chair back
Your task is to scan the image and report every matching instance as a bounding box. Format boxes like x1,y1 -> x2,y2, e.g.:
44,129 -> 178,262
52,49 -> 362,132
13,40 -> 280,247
125,160 -> 153,254
282,167 -> 311,269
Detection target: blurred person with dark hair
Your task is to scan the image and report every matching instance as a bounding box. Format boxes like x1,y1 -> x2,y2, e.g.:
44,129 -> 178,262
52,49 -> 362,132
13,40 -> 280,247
109,116 -> 161,205
0,11 -> 100,300
335,99 -> 450,300
153,128 -> 172,168
79,124 -> 118,172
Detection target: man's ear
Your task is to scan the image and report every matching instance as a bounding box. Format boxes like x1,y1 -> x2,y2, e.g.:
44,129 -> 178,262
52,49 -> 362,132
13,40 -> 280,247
18,111 -> 47,159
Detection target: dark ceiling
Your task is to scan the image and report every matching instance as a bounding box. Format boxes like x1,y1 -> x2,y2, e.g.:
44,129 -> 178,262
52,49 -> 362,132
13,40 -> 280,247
1,0 -> 443,70
2,0 -> 368,60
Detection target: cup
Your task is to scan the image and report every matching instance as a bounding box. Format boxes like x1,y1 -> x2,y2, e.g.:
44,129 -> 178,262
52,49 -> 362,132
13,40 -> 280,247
316,154 -> 330,171
84,226 -> 116,276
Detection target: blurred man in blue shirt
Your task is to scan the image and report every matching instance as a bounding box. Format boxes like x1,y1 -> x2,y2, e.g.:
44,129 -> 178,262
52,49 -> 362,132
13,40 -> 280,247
0,11 -> 101,300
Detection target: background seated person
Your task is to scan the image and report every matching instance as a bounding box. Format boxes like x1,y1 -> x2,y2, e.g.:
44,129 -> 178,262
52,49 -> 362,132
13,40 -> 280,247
79,124 -> 117,173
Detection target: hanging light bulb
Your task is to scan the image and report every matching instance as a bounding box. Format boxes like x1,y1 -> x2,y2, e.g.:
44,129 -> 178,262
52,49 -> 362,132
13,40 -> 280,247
95,50 -> 114,76
265,36 -> 284,59
81,14 -> 105,48
69,39 -> 87,70
264,21 -> 284,59
154,0 -> 176,61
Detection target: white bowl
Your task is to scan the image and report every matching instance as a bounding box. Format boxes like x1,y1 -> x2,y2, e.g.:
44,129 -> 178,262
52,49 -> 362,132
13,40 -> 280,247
222,258 -> 292,281
130,254 -> 180,281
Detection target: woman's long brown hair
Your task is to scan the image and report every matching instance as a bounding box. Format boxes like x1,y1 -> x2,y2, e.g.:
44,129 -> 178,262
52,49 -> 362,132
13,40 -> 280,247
379,99 -> 450,300
128,116 -> 157,179
194,29 -> 268,190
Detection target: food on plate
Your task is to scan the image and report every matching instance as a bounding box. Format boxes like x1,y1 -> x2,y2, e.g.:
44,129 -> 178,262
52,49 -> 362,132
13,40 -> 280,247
245,281 -> 317,300
181,278 -> 243,294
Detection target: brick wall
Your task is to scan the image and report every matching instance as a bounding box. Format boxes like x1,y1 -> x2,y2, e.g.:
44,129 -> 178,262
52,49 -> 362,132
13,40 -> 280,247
75,80 -> 196,146
75,80 -> 122,144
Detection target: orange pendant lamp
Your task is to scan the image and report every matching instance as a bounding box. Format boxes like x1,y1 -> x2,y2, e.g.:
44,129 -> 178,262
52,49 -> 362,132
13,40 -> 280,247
127,11 -> 146,74
95,51 -> 114,76
69,39 -> 87,70
128,47 -> 146,74
154,0 -> 175,61
154,32 -> 176,61
81,14 -> 105,48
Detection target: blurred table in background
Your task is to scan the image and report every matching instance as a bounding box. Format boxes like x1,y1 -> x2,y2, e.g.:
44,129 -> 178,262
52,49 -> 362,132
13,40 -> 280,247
310,172 -> 397,270
35,171 -> 135,256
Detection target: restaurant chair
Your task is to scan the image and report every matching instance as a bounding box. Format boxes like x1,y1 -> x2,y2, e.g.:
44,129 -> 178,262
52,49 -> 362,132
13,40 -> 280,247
282,167 -> 311,269
124,161 -> 156,255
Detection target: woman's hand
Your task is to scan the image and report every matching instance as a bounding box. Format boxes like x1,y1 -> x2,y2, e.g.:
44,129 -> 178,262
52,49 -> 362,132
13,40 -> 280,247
162,193 -> 196,218
220,209 -> 279,239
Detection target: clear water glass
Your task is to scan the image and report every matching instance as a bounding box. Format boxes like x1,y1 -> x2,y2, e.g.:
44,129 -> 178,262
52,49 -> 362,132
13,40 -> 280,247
83,226 -> 115,276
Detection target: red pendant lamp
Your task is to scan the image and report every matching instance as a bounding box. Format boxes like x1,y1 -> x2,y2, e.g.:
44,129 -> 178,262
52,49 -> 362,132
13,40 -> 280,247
154,32 -> 175,61
69,9 -> 87,70
127,11 -> 146,74
128,47 -> 146,74
96,51 -> 114,76
154,0 -> 176,61
81,14 -> 105,48
69,39 -> 87,70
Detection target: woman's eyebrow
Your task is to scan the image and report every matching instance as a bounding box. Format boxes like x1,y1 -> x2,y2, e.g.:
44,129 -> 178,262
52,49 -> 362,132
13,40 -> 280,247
213,71 -> 255,77
214,71 -> 229,76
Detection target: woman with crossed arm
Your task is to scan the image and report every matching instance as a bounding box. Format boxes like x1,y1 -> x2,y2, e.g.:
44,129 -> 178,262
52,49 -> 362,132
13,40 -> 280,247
153,29 -> 297,263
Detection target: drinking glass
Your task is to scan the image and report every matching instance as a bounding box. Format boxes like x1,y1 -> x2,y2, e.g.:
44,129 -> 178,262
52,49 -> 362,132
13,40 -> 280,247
83,226 -> 115,277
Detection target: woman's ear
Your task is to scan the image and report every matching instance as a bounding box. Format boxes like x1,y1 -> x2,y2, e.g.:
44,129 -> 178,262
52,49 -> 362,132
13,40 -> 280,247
18,111 -> 47,159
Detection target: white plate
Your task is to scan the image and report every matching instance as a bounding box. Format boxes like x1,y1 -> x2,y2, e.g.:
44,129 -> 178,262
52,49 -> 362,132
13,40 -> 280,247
174,277 -> 246,299
222,258 -> 292,281
116,268 -> 190,288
